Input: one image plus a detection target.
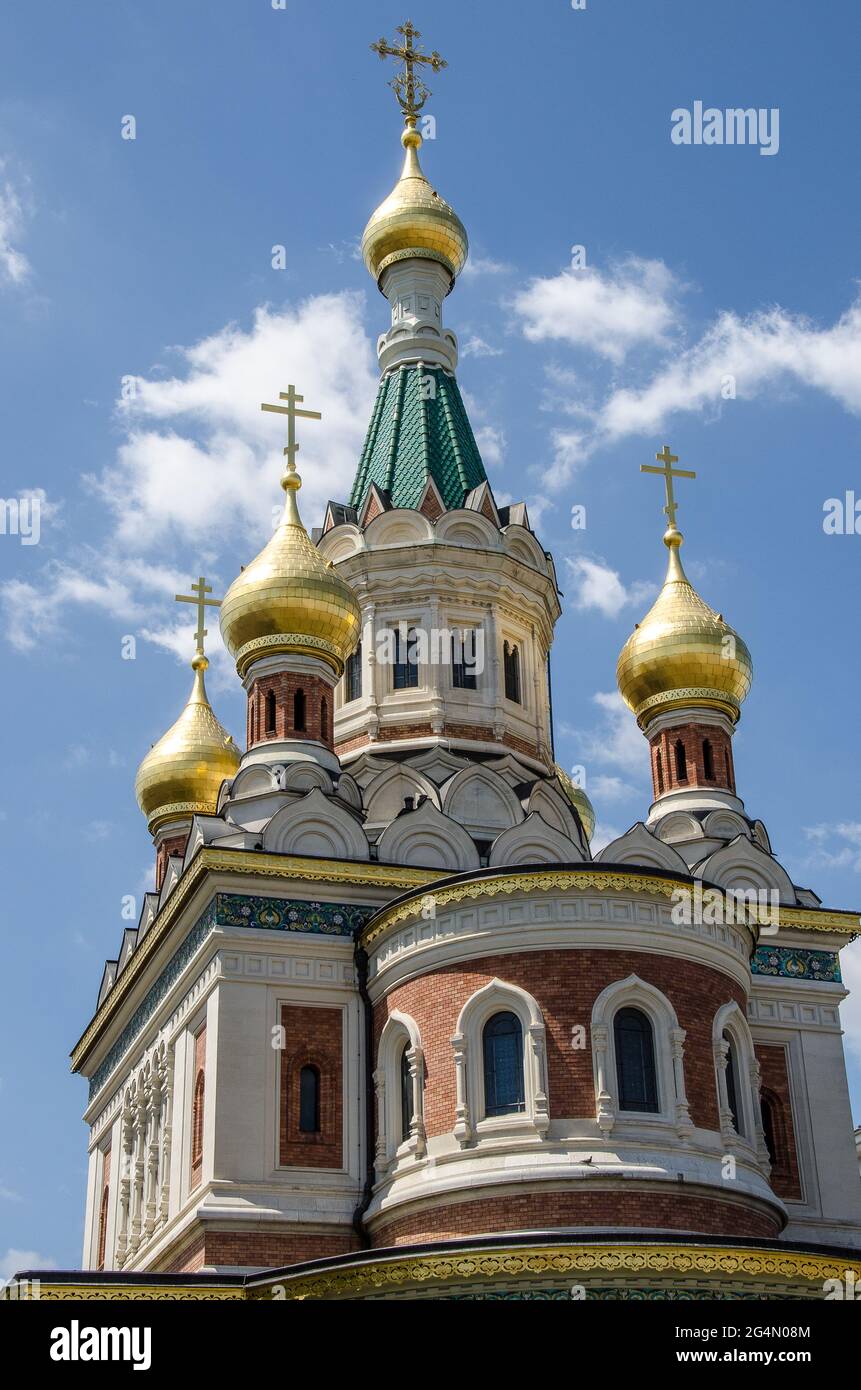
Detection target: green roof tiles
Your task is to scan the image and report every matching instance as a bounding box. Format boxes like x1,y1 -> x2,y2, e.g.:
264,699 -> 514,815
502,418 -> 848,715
350,366 -> 487,513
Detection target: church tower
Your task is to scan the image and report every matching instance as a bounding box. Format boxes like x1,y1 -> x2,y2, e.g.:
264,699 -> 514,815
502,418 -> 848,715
54,21 -> 861,1303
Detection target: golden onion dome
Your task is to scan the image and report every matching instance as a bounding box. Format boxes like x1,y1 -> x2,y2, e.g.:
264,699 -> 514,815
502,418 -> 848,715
134,655 -> 240,834
219,462 -> 361,680
362,125 -> 468,288
555,765 -> 596,844
617,526 -> 753,728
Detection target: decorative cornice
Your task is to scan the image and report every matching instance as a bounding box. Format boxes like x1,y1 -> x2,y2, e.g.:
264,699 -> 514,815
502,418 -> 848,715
3,1282 -> 243,1302
247,1241 -> 861,1300
751,945 -> 842,983
361,867 -> 860,948
71,848 -> 439,1075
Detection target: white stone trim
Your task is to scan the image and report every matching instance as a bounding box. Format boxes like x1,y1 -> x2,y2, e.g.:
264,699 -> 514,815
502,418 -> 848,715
713,1000 -> 769,1169
590,975 -> 693,1140
375,1011 -> 426,1173
450,978 -> 549,1147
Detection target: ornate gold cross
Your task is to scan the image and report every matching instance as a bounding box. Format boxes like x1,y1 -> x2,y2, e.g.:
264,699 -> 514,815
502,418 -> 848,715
175,576 -> 222,658
371,20 -> 447,120
641,444 -> 696,530
261,384 -> 322,470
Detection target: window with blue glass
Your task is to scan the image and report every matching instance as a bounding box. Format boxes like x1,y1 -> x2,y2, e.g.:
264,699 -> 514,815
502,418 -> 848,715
393,628 -> 420,690
482,1011 -> 525,1116
614,1007 -> 658,1113
298,1064 -> 320,1133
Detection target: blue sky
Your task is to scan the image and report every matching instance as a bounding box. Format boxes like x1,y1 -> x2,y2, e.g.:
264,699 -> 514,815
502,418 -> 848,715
1,0 -> 860,1271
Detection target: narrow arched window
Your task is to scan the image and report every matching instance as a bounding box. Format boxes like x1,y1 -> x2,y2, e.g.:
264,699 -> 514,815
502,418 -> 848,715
723,1033 -> 743,1134
345,643 -> 362,703
299,1065 -> 320,1133
97,1186 -> 109,1270
503,641 -> 521,704
399,1043 -> 412,1144
320,696 -> 328,741
191,1069 -> 205,1178
656,748 -> 664,794
674,738 -> 687,783
482,1011 -> 525,1116
393,628 -> 420,689
702,738 -> 715,780
761,1091 -> 778,1166
293,688 -> 306,732
614,1007 -> 658,1113
265,689 -> 276,735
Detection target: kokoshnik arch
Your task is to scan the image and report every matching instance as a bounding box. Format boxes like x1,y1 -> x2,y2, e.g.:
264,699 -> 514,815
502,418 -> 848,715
8,20 -> 860,1303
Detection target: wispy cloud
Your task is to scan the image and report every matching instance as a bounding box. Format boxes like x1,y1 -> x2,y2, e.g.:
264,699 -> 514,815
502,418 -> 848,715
461,334 -> 503,359
0,164 -> 33,286
802,822 -> 861,873
565,555 -> 655,619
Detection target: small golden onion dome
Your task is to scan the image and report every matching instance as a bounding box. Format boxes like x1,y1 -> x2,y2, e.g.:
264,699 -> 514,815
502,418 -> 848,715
134,656 -> 240,834
617,527 -> 753,728
361,125 -> 468,289
219,464 -> 361,680
555,765 -> 596,844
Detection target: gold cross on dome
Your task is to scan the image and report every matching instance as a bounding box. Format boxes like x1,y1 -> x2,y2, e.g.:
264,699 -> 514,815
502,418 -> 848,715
640,444 -> 697,531
175,576 -> 222,658
261,384 -> 322,470
371,20 -> 447,120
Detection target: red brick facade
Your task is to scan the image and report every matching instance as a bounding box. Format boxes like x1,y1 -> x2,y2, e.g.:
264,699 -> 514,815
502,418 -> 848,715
163,1227 -> 357,1273
756,1043 -> 803,1201
279,1004 -> 344,1168
372,1190 -> 781,1246
648,721 -> 735,800
247,670 -> 335,750
376,948 -> 746,1137
155,831 -> 189,891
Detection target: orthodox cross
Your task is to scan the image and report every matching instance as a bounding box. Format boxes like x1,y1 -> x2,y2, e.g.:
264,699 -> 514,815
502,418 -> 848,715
371,20 -> 447,120
175,576 -> 222,659
261,385 -> 322,471
641,444 -> 696,531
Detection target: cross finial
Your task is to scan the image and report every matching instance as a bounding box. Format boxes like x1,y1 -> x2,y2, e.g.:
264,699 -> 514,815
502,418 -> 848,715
371,19 -> 448,123
640,444 -> 697,533
260,384 -> 322,489
175,576 -> 222,665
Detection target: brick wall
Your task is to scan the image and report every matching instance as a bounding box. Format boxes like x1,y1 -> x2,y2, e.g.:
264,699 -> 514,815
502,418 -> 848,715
279,1005 -> 344,1168
648,722 -> 735,798
155,831 -> 189,891
162,1227 -> 357,1272
375,948 -> 746,1137
755,1043 -> 803,1201
247,670 -> 335,749
372,1190 -> 781,1246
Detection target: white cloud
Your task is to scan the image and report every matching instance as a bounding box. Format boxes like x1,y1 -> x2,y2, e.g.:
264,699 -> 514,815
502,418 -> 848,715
566,555 -> 655,618
802,822 -> 861,873
91,294 -> 377,548
546,429 -> 590,488
574,689 -> 649,779
462,253 -> 512,278
513,257 -> 681,364
461,335 -> 502,358
0,170 -> 32,285
0,1249 -> 57,1282
589,773 -> 639,803
590,821 -> 624,854
473,424 -> 505,470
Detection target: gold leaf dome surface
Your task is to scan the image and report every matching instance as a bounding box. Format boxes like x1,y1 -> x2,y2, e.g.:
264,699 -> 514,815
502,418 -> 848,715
362,129 -> 468,287
219,470 -> 361,679
134,659 -> 240,833
555,765 -> 596,844
617,530 -> 752,726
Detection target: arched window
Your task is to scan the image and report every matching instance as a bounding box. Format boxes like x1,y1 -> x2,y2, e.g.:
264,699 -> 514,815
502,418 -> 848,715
674,738 -> 687,783
702,738 -> 715,780
451,630 -> 478,690
482,1011 -> 525,1116
345,643 -> 362,703
399,1043 -> 412,1144
614,1007 -> 659,1113
97,1187 -> 109,1269
320,697 -> 328,741
298,1065 -> 320,1133
656,747 -> 664,794
265,689 -> 276,735
761,1091 -> 778,1166
191,1070 -> 205,1179
293,688 -> 306,732
723,1033 -> 743,1134
503,641 -> 521,704
393,628 -> 420,689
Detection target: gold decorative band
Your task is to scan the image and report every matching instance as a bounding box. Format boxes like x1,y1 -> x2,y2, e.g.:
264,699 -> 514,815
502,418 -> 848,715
377,247 -> 458,282
147,801 -> 210,834
634,687 -> 741,724
236,632 -> 342,678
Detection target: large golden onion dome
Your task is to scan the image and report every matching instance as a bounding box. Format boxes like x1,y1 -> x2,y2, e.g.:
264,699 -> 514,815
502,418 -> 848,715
362,124 -> 468,288
134,655 -> 240,834
555,765 -> 596,844
617,526 -> 753,728
219,462 -> 361,679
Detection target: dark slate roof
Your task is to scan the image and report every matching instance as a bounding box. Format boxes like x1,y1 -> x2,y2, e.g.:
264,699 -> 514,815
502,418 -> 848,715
349,365 -> 488,513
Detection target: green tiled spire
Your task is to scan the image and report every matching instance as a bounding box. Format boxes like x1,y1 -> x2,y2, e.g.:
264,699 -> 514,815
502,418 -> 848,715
350,366 -> 487,513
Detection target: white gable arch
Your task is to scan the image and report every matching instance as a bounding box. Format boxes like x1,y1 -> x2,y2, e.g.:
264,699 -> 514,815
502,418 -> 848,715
597,822 -> 690,875
364,765 -> 440,829
377,800 -> 479,872
441,765 -> 523,836
489,812 -> 583,867
262,787 -> 369,860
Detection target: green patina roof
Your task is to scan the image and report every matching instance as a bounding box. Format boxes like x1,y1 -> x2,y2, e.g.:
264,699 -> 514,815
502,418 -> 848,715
350,366 -> 487,513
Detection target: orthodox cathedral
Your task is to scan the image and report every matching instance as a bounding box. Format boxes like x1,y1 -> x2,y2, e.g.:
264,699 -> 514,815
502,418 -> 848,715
18,24 -> 861,1300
